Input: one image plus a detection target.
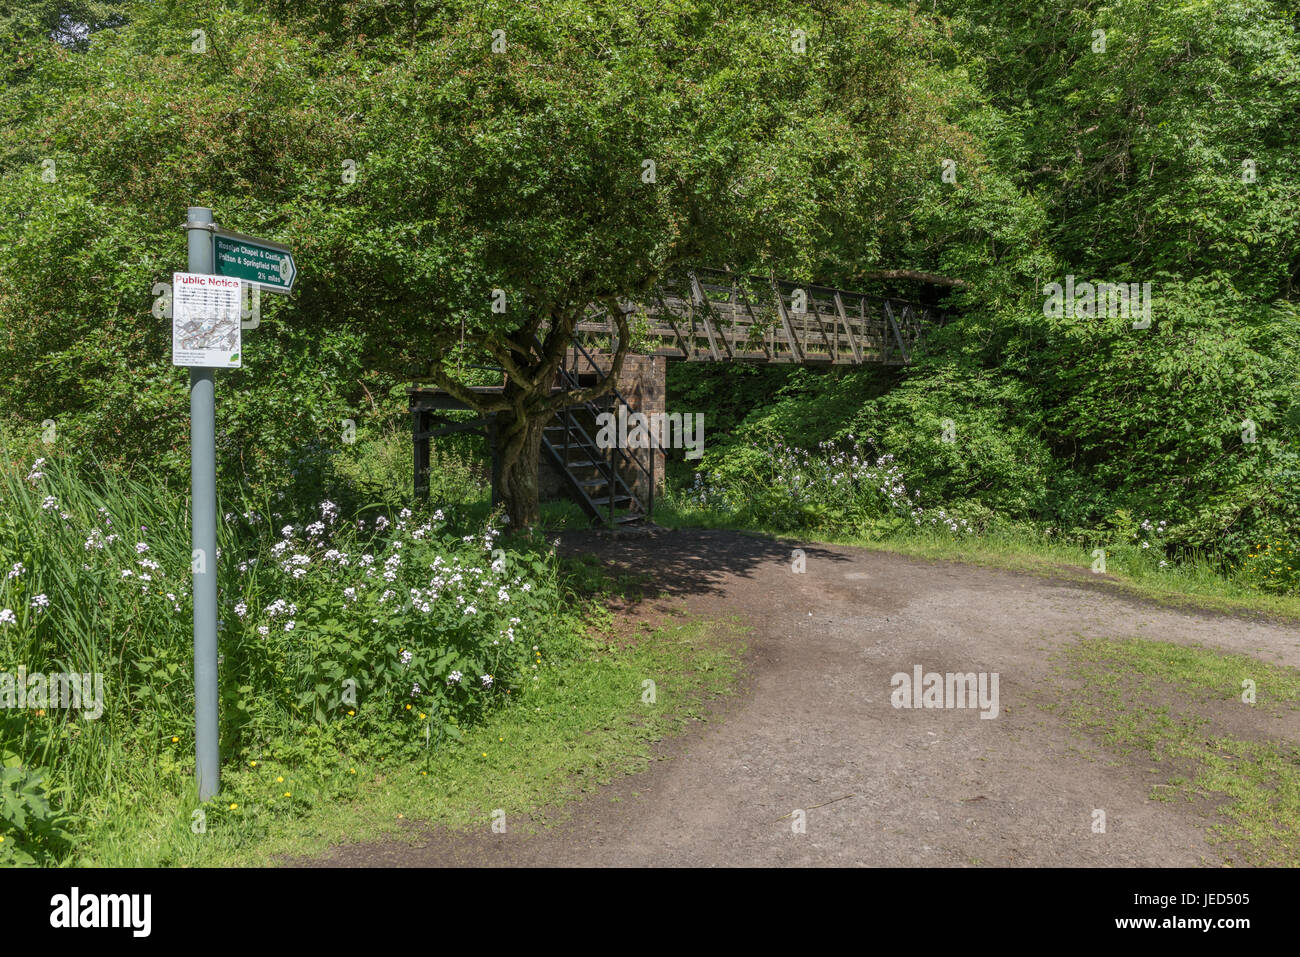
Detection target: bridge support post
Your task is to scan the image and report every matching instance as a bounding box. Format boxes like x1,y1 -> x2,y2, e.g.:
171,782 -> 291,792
412,404 -> 430,501
487,418 -> 501,510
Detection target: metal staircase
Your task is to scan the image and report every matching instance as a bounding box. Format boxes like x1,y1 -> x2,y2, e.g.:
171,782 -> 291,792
540,337 -> 654,527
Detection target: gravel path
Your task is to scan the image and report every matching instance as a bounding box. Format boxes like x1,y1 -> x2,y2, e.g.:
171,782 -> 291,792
300,528 -> 1300,867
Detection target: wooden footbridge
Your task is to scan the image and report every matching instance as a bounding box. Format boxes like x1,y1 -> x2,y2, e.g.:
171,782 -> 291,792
413,267 -> 941,526
574,266 -> 934,366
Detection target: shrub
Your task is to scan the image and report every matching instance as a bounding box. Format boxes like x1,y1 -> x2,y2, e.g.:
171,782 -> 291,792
0,756 -> 75,866
1233,538 -> 1300,595
680,436 -> 973,536
0,444 -> 579,858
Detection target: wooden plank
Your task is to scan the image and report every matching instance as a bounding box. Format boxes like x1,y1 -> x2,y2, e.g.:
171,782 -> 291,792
809,296 -> 838,361
412,408 -> 430,500
705,307 -> 734,360
883,300 -> 910,364
833,291 -> 862,364
713,281 -> 739,359
659,307 -> 693,360
735,278 -> 773,361
899,303 -> 917,362
770,279 -> 804,363
689,272 -> 724,362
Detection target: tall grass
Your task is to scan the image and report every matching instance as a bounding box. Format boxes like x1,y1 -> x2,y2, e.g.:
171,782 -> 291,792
326,419 -> 489,511
0,440 -> 581,864
1,453 -> 197,861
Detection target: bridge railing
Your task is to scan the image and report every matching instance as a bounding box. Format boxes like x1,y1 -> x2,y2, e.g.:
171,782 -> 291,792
571,266 -> 934,365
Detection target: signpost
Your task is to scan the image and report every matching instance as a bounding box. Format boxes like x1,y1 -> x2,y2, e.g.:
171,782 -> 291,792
180,208 -> 293,801
212,228 -> 296,294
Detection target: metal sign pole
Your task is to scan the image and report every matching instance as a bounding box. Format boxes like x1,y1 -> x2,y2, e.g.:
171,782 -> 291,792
185,205 -> 220,801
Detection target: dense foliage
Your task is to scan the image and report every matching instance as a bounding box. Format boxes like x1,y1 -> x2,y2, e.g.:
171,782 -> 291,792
0,0 -> 1019,524
0,444 -> 580,862
676,0 -> 1300,566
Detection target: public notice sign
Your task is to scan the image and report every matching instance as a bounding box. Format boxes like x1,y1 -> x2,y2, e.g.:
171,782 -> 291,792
171,272 -> 243,368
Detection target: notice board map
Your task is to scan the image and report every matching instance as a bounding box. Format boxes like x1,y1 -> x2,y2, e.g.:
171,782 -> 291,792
172,272 -> 242,368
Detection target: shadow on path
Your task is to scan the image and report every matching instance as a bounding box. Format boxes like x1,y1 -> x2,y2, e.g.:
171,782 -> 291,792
556,525 -> 850,603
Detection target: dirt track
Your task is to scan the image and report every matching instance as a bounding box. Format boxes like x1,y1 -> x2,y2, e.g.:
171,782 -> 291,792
300,528 -> 1300,867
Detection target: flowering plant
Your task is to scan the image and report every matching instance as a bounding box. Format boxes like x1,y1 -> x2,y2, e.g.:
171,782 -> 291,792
677,437 -> 972,536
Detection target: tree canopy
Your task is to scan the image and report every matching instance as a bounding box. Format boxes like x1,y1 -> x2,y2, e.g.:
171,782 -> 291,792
2,0 -> 1029,523
2,0 -> 1297,542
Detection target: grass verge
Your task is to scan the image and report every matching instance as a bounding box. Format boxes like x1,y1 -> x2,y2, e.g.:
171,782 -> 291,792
1042,636 -> 1300,867
74,615 -> 743,866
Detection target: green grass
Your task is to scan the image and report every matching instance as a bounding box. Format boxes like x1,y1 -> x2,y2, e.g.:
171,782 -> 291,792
537,498 -> 593,530
2,422 -> 748,866
74,616 -> 743,865
328,422 -> 490,511
1044,636 -> 1300,867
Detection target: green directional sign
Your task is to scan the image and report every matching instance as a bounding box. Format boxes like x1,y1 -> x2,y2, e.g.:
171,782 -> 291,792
212,228 -> 296,294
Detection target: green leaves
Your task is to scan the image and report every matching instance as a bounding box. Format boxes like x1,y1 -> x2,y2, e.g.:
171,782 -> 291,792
0,762 -> 75,867
0,0 -> 1006,514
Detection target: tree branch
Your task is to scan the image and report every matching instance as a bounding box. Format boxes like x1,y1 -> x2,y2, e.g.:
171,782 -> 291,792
545,298 -> 631,412
418,363 -> 511,414
858,269 -> 968,288
486,335 -> 536,388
